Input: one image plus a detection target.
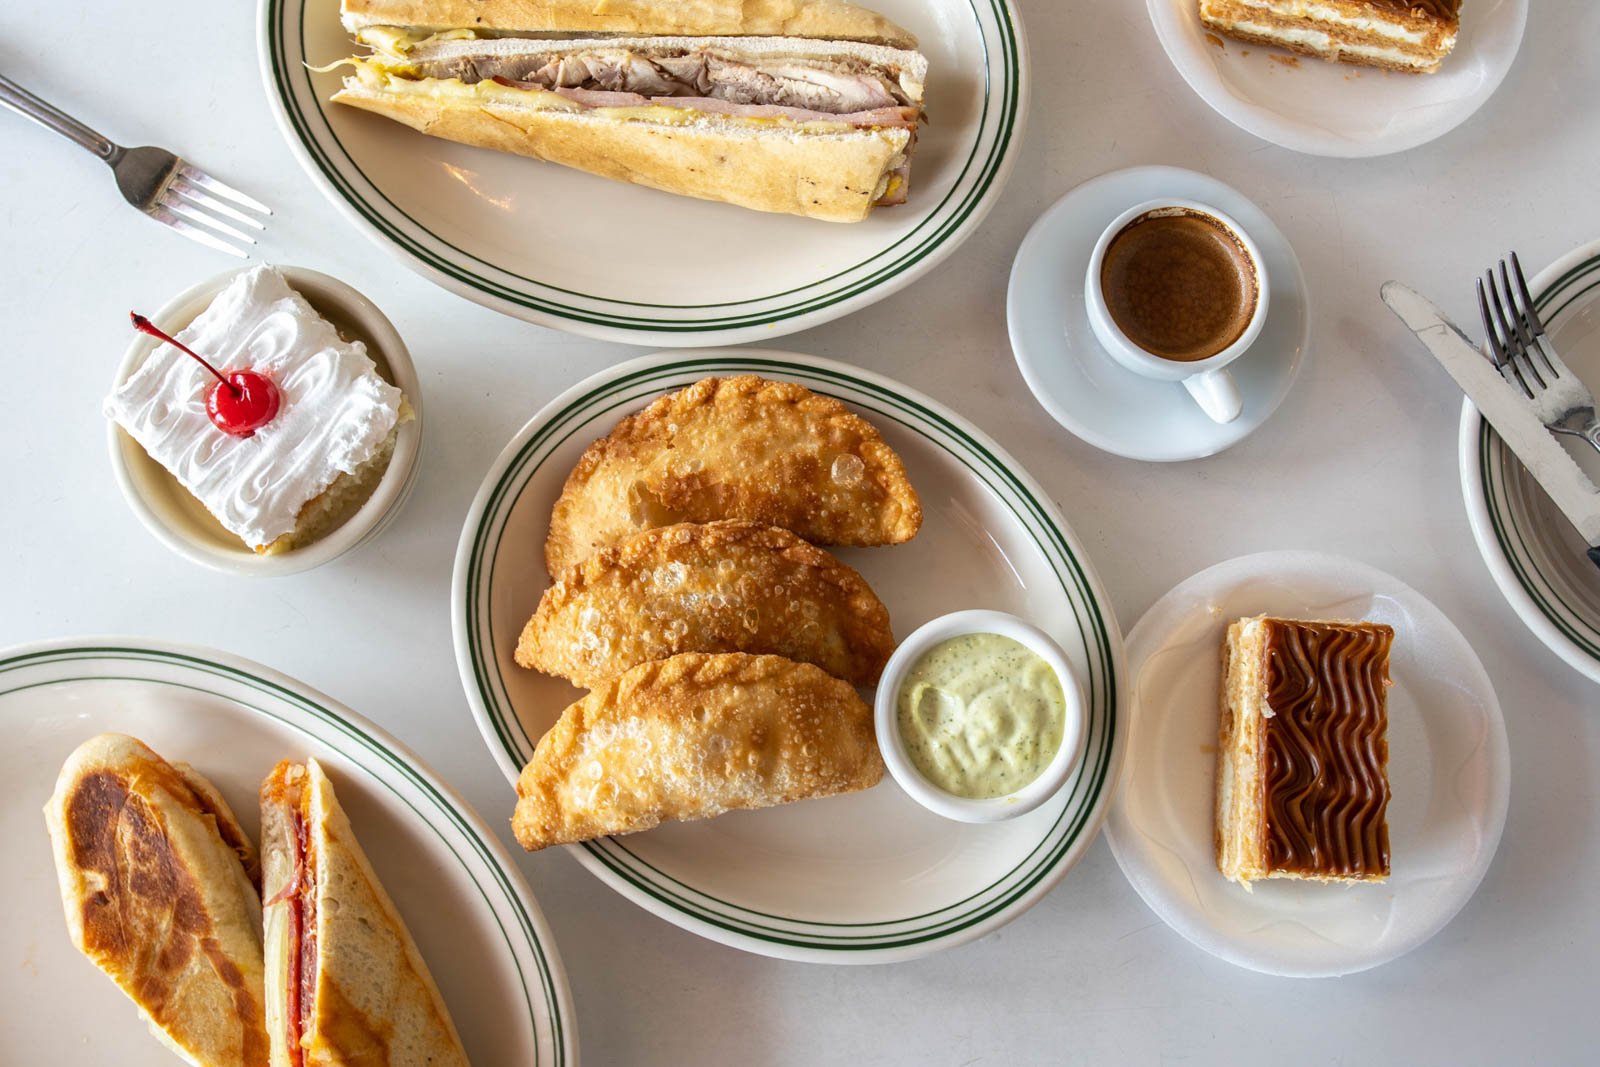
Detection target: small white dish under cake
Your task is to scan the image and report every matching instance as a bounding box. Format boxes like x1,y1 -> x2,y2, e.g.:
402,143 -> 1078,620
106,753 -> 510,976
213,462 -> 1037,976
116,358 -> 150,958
108,265 -> 423,576
1008,165 -> 1309,462
1460,238 -> 1600,685
1146,0 -> 1528,157
1104,550 -> 1509,977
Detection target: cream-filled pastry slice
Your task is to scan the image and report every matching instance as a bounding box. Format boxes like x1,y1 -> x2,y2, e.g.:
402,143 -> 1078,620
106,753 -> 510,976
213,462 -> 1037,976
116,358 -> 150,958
1198,0 -> 1461,73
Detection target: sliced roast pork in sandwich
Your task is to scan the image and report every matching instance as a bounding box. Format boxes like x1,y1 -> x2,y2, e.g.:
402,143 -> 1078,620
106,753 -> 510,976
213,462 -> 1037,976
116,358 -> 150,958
328,0 -> 928,221
44,733 -> 270,1067
259,759 -> 468,1067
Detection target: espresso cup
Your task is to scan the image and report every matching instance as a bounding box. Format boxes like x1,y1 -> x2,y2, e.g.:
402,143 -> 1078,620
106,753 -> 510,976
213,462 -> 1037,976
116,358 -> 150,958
1084,198 -> 1269,424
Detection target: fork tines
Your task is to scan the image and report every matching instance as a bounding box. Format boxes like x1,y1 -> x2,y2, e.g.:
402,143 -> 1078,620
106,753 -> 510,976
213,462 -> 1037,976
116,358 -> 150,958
1477,252 -> 1558,399
152,163 -> 272,258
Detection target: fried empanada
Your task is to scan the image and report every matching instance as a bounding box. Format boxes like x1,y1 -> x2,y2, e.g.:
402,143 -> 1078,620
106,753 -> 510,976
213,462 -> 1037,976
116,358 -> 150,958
512,653 -> 884,850
544,376 -> 921,577
517,520 -> 895,687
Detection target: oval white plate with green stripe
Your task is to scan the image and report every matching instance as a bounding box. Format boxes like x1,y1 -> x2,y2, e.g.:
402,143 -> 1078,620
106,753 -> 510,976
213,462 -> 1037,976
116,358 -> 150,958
0,639 -> 576,1065
257,0 -> 1028,345
452,349 -> 1126,962
1461,239 -> 1600,685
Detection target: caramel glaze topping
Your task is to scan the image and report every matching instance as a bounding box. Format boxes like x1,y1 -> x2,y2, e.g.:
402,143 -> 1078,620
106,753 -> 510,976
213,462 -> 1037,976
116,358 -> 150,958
1259,620 -> 1393,877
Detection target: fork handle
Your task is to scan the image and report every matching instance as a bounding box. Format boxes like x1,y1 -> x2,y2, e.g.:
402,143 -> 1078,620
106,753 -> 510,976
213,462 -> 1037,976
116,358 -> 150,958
0,73 -> 120,162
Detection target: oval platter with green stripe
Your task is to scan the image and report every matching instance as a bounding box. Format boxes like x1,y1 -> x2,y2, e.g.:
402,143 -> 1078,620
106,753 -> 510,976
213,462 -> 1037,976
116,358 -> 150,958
452,350 -> 1128,962
257,0 -> 1029,345
1459,239 -> 1600,685
0,639 -> 576,1065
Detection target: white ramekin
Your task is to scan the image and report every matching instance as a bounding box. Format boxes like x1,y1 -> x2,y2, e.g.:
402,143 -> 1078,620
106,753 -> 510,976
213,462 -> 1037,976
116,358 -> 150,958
875,609 -> 1088,823
107,265 -> 423,576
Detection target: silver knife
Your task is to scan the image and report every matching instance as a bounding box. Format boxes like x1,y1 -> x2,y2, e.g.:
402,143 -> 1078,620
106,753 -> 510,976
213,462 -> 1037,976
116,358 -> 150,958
1382,281 -> 1600,570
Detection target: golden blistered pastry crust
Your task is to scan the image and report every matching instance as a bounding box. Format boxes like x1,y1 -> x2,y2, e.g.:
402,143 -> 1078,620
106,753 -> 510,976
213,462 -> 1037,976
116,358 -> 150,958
512,652 -> 884,850
543,375 -> 922,577
518,519 -> 895,687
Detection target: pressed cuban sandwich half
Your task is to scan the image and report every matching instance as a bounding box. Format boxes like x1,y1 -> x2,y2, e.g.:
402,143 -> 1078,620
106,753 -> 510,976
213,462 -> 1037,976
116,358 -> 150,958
44,733 -> 270,1067
259,759 -> 468,1067
329,0 -> 928,221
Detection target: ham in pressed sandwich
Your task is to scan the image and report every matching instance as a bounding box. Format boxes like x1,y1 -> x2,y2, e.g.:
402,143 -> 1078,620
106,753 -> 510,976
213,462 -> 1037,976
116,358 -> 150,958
327,0 -> 928,222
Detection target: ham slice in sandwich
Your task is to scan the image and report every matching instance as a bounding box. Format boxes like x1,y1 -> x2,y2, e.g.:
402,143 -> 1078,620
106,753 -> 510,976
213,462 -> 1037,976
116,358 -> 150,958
328,0 -> 928,222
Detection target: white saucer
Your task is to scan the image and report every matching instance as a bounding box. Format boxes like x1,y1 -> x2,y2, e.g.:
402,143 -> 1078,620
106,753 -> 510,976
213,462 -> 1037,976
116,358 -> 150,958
1104,551 -> 1510,977
1008,166 -> 1309,462
1146,0 -> 1528,158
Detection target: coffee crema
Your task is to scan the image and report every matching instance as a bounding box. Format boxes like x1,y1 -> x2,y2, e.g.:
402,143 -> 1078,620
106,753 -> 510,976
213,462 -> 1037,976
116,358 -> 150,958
1099,209 -> 1259,363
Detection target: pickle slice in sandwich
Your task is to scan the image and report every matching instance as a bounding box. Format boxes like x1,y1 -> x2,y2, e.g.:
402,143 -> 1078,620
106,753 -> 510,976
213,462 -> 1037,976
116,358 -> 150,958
259,759 -> 468,1067
44,733 -> 271,1067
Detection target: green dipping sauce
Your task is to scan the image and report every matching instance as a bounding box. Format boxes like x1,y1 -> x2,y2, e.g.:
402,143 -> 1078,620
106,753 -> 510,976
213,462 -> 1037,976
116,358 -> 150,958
895,632 -> 1066,800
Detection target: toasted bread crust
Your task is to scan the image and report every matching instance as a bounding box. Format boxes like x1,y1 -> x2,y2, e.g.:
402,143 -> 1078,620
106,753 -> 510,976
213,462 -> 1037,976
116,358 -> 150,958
341,0 -> 919,48
544,376 -> 922,576
44,734 -> 269,1066
332,80 -> 910,221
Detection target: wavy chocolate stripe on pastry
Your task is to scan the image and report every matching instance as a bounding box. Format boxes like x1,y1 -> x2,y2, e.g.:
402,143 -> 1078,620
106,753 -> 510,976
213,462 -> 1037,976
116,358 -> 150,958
1261,621 -> 1392,877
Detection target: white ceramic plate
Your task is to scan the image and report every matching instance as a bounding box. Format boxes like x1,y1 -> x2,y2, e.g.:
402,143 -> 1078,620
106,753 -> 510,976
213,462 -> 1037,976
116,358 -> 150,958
1104,551 -> 1509,977
1461,239 -> 1600,685
2,639 -> 576,1064
451,349 -> 1127,962
1146,0 -> 1527,157
1008,166 -> 1309,462
258,0 -> 1028,345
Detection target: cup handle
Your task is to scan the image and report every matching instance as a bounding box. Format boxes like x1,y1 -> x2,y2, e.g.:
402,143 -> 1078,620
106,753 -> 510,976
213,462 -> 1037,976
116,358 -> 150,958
1183,368 -> 1243,424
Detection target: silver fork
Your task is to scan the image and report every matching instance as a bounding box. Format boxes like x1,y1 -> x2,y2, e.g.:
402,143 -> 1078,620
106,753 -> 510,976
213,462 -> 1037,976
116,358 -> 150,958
0,73 -> 271,258
1477,252 -> 1600,455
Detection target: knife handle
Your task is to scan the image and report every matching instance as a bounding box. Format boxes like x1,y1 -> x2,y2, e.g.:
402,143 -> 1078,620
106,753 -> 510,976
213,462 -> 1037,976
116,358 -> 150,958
1590,546 -> 1600,572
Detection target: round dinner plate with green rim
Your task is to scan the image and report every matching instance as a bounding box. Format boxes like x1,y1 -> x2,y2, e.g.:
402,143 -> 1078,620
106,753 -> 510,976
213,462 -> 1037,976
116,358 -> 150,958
1460,238 -> 1600,686
257,0 -> 1028,345
451,349 -> 1127,962
0,638 -> 576,1065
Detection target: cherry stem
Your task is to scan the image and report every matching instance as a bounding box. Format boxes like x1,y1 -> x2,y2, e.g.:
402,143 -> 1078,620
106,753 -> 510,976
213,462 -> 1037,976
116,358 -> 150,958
129,312 -> 239,396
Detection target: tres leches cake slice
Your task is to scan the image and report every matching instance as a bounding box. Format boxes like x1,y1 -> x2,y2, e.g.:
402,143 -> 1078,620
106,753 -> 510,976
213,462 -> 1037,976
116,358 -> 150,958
106,266 -> 410,554
1198,1 -> 1462,73
1215,615 -> 1394,889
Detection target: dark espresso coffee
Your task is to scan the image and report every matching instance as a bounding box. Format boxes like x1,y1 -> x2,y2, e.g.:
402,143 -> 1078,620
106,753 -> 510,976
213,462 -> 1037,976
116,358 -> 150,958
1099,209 -> 1259,363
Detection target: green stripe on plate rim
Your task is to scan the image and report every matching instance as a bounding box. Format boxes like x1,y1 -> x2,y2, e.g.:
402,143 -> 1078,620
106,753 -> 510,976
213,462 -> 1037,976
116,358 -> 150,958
1478,252 -> 1600,662
462,357 -> 1118,949
0,644 -> 569,1063
264,0 -> 1021,329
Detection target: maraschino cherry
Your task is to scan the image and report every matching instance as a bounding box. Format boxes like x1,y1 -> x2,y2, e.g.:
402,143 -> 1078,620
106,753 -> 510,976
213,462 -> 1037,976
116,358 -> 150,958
129,312 -> 280,437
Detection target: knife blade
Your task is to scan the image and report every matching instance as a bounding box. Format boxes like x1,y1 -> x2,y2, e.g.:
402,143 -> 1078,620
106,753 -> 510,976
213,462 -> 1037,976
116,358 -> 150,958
1382,281 -> 1600,566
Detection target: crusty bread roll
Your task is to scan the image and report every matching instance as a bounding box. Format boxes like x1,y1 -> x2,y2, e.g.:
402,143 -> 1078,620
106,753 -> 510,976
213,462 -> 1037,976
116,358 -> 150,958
44,733 -> 270,1067
340,0 -> 919,49
260,759 -> 468,1067
332,76 -> 913,222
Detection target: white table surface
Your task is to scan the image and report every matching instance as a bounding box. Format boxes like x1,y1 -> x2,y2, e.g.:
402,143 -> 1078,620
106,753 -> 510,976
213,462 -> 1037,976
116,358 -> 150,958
3,2 -> 1597,1063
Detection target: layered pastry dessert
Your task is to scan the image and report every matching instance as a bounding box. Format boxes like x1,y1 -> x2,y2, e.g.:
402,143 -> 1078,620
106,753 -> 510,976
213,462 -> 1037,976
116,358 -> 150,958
1215,615 -> 1393,889
106,266 -> 411,554
1198,1 -> 1462,73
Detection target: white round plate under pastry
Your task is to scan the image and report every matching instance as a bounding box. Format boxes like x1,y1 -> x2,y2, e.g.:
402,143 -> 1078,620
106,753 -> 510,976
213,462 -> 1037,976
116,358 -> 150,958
258,0 -> 1029,345
1461,238 -> 1600,685
452,349 -> 1127,962
1146,0 -> 1528,157
1008,166 -> 1309,462
0,638 -> 576,1065
1104,551 -> 1510,977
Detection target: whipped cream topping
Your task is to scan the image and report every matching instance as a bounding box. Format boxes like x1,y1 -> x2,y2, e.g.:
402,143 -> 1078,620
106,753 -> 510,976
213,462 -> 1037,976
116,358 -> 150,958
105,266 -> 402,548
